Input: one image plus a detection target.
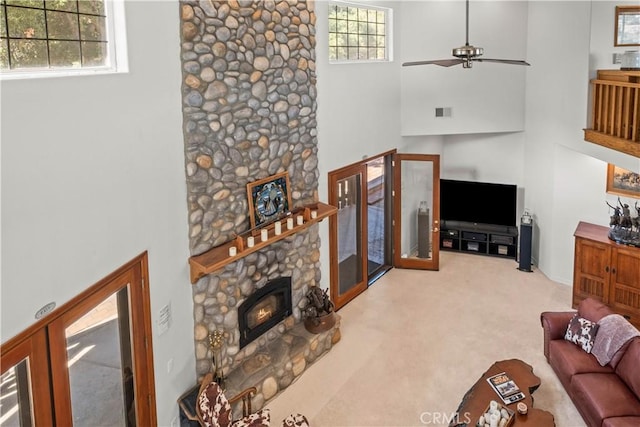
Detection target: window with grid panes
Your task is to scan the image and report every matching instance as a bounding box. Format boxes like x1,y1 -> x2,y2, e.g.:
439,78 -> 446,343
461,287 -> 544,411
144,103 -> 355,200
328,2 -> 390,62
0,0 -> 120,75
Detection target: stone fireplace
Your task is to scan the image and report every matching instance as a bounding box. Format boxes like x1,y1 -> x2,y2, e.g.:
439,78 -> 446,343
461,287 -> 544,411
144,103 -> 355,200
179,0 -> 340,409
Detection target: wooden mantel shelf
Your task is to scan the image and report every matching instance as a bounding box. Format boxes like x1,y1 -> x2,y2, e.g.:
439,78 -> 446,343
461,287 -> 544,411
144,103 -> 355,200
188,202 -> 337,283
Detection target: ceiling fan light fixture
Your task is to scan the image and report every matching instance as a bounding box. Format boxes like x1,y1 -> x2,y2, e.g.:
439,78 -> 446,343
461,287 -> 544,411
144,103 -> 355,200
452,45 -> 483,59
402,0 -> 530,69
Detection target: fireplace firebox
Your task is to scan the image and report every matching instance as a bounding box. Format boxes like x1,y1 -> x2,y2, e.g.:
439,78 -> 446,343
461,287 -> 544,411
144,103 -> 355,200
238,277 -> 292,348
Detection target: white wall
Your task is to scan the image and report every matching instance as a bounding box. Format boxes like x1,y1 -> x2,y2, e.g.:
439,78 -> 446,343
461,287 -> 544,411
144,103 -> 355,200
1,2 -> 193,425
316,0 -> 405,289
525,1 -> 639,285
400,1 -> 528,136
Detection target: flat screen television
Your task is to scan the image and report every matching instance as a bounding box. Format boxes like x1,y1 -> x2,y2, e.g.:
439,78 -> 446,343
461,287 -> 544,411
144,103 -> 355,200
440,179 -> 517,227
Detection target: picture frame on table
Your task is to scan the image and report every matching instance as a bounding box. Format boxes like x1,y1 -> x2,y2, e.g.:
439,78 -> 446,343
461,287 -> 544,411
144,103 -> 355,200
606,164 -> 640,199
247,171 -> 292,228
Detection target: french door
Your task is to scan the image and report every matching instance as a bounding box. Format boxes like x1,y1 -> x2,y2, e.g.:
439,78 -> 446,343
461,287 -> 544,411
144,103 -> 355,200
393,154 -> 441,270
328,152 -> 440,310
0,253 -> 156,426
329,152 -> 394,310
329,164 -> 368,310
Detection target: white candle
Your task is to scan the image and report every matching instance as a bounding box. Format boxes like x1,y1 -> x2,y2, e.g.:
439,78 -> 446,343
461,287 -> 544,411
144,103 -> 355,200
311,210 -> 318,219
345,180 -> 348,194
228,246 -> 237,256
274,221 -> 282,235
287,217 -> 294,230
247,236 -> 255,248
297,215 -> 304,226
338,183 -> 342,197
261,229 -> 268,242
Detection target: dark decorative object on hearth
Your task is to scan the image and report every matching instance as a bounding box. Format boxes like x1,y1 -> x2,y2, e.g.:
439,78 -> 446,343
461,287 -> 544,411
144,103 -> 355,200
302,287 -> 336,334
606,198 -> 640,247
208,331 -> 226,390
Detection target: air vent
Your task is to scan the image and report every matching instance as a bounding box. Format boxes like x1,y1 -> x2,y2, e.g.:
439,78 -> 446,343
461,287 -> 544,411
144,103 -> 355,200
435,107 -> 452,118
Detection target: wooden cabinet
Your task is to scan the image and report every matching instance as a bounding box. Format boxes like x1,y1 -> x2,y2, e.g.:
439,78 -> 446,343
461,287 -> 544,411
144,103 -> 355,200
573,221 -> 640,328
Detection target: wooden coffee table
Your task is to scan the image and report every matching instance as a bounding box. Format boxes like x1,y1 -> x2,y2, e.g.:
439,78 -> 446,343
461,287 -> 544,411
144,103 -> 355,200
450,359 -> 555,426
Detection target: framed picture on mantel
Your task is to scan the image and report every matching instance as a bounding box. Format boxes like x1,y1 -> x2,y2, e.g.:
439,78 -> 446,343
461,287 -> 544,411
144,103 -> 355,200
607,164 -> 640,199
247,171 -> 292,228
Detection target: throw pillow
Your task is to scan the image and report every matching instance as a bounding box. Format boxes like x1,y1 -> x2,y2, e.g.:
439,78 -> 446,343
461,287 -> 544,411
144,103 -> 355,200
565,314 -> 600,353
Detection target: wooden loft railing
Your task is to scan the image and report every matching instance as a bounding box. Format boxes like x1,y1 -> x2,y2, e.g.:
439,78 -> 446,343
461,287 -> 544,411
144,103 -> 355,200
584,70 -> 640,158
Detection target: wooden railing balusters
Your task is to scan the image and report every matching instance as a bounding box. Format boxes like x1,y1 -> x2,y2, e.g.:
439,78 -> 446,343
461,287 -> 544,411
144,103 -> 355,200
584,70 -> 640,158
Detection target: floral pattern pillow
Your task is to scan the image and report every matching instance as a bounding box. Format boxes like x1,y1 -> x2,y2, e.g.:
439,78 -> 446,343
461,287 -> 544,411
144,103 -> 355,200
565,314 -> 600,353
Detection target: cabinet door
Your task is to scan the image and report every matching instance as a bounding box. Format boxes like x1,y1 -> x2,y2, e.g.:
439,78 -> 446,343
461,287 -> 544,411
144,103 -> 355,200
609,246 -> 640,324
573,237 -> 612,304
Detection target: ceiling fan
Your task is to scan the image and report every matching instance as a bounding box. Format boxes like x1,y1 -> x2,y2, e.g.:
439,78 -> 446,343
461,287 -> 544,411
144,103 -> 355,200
403,0 -> 530,69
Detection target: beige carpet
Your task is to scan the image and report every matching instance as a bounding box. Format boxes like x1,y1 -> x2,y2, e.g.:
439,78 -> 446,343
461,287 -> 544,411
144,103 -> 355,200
265,251 -> 587,427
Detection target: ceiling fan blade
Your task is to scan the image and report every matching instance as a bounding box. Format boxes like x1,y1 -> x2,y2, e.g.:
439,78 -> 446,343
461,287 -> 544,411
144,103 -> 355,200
403,59 -> 464,67
474,58 -> 531,66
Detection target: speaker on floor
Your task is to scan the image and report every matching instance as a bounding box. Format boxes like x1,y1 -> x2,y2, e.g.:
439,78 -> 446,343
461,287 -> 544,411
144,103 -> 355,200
518,212 -> 533,272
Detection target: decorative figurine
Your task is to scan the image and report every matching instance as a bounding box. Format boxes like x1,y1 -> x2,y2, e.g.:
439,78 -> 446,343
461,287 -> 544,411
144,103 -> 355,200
606,197 -> 640,247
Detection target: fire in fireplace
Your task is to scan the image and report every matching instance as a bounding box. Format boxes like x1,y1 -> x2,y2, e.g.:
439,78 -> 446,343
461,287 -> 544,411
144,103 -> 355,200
238,277 -> 292,348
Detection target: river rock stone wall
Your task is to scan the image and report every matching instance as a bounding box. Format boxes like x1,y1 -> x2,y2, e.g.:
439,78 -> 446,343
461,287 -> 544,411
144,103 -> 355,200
180,0 -> 334,410
181,0 -> 319,256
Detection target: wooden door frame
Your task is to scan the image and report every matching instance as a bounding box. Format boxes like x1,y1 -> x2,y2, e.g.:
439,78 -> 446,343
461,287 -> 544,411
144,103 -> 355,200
392,153 -> 441,270
0,252 -> 157,426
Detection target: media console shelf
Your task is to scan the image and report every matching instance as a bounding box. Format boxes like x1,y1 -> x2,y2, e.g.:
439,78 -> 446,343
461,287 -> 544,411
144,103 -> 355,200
189,202 -> 337,283
440,220 -> 518,259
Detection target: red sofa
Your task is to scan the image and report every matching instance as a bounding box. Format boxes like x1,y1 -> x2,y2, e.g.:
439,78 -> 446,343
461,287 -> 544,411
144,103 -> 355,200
541,298 -> 640,427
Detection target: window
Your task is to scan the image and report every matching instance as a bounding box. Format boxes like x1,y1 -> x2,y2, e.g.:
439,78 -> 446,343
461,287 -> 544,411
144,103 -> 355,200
328,2 -> 391,62
0,0 -> 126,78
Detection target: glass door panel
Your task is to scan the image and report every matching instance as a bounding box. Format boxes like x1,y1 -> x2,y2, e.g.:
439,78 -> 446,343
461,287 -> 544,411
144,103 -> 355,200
0,331 -> 52,426
65,288 -> 133,426
1,359 -> 33,426
367,157 -> 387,276
393,154 -> 440,270
50,277 -> 137,427
330,168 -> 368,310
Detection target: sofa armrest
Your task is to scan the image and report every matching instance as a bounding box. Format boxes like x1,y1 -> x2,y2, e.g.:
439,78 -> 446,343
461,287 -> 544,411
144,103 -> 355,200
540,311 -> 575,361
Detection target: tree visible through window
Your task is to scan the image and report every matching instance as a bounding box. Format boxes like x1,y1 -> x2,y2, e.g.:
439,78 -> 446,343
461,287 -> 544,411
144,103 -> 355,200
328,2 -> 389,62
0,0 -> 108,71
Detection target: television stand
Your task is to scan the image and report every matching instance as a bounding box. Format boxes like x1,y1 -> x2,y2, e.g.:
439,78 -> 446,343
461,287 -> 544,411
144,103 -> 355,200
440,220 -> 518,259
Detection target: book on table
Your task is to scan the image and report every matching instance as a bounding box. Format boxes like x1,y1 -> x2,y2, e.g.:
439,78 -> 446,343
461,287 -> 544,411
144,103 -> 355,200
486,372 -> 525,405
